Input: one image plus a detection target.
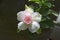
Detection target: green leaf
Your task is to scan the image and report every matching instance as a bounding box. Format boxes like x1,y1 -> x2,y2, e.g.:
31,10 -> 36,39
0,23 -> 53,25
41,19 -> 54,29
41,22 -> 50,28
51,10 -> 59,17
39,7 -> 49,16
36,28 -> 41,34
45,2 -> 52,8
17,28 -> 21,33
29,0 -> 40,4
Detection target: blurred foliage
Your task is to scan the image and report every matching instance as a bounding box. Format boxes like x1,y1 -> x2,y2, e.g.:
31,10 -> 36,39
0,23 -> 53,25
25,0 -> 59,34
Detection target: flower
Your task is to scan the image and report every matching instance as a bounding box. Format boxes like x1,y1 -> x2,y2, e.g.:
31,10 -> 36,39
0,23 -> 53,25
17,7 -> 42,33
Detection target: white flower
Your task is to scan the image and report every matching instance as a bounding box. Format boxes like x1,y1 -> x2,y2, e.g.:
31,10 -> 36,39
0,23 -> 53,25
17,7 -> 42,33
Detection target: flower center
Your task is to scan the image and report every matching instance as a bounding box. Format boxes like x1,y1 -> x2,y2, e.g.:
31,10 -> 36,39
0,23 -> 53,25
23,15 -> 32,24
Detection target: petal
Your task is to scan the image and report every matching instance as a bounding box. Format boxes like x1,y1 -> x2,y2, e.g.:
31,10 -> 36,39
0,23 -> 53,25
25,8 -> 34,14
32,12 -> 42,22
28,21 -> 40,33
17,11 -> 24,21
18,22 -> 28,30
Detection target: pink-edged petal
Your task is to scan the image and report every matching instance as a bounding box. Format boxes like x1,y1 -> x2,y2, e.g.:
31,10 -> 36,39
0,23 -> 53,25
18,22 -> 28,30
28,21 -> 40,33
32,12 -> 42,22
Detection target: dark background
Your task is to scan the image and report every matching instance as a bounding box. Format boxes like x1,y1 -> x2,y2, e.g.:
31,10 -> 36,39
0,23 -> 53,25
0,0 -> 60,40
